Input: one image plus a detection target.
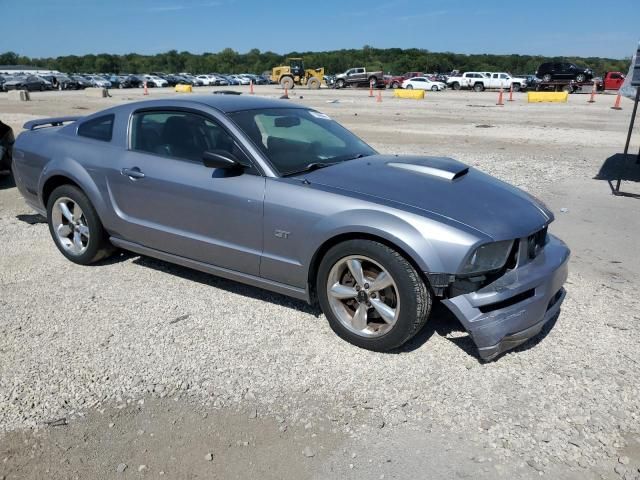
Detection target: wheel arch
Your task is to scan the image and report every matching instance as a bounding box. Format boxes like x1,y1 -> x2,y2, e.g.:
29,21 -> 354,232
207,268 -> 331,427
39,162 -> 111,228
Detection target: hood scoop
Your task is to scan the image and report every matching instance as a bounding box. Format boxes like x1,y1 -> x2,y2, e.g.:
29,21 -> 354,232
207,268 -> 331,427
387,161 -> 469,181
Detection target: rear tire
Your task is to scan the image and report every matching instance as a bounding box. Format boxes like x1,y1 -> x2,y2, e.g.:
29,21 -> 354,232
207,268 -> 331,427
512,83 -> 521,92
317,240 -> 432,352
452,82 -> 461,90
47,185 -> 113,265
391,81 -> 400,89
575,73 -> 586,83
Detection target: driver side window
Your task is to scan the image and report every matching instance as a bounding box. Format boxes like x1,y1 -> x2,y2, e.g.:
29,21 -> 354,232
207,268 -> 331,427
130,110 -> 255,172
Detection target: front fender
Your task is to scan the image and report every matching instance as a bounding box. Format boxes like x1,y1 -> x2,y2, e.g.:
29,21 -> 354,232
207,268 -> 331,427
303,209 -> 444,274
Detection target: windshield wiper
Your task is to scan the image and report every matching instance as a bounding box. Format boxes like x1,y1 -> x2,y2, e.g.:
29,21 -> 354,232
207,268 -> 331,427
282,161 -> 339,177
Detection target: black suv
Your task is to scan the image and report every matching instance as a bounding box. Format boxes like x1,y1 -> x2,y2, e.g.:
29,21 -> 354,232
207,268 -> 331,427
535,62 -> 593,83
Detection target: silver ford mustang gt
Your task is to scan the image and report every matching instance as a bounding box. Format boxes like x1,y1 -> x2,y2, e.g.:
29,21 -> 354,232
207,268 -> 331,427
11,95 -> 569,360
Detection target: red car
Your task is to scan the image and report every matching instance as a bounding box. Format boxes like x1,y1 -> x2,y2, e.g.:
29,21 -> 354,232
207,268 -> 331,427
602,71 -> 624,90
386,71 -> 424,89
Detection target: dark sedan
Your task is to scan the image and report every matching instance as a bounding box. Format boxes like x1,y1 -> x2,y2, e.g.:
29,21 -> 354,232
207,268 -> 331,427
3,75 -> 51,92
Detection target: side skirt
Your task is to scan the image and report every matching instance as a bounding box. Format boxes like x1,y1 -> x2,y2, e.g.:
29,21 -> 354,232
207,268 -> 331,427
109,237 -> 310,302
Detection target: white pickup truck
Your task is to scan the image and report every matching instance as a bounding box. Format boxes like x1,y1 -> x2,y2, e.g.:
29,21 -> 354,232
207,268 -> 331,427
447,72 -> 526,91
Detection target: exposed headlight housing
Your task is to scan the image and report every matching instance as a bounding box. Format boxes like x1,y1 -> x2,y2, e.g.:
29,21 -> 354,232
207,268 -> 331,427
460,240 -> 514,275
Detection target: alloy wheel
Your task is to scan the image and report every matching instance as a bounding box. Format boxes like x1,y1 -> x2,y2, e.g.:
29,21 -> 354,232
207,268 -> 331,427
326,255 -> 400,337
51,197 -> 90,255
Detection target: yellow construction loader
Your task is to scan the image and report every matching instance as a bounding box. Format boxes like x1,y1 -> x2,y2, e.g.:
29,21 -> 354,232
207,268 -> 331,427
271,58 -> 324,89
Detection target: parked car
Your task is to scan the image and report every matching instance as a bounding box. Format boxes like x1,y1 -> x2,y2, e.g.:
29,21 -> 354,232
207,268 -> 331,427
0,120 -> 14,173
196,74 -> 216,86
86,75 -> 112,88
601,71 -> 625,90
446,72 -> 489,92
233,75 -> 251,85
144,75 -> 168,88
42,74 -> 81,90
118,74 -> 144,88
11,96 -> 569,360
484,72 -> 527,91
71,75 -> 93,89
388,72 -> 424,89
334,67 -> 385,88
402,77 -> 446,91
535,62 -> 593,83
3,75 -> 52,92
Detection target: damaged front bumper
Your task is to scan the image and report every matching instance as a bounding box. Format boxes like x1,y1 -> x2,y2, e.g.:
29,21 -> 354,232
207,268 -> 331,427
442,234 -> 570,361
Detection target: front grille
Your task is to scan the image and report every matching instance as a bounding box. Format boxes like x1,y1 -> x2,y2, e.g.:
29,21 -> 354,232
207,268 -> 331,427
527,226 -> 548,259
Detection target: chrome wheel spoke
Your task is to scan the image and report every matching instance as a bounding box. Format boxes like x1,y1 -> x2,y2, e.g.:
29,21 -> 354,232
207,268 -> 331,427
329,283 -> 357,300
58,202 -> 74,222
369,271 -> 392,293
351,303 -> 368,330
346,259 -> 365,287
57,224 -> 72,237
78,225 -> 90,238
371,298 -> 396,324
72,204 -> 84,222
72,231 -> 84,251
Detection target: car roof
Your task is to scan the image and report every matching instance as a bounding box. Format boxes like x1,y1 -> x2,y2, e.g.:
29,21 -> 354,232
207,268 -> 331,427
124,95 -> 306,114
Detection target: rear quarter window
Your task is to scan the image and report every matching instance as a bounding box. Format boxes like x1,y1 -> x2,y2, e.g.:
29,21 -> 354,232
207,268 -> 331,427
77,114 -> 114,142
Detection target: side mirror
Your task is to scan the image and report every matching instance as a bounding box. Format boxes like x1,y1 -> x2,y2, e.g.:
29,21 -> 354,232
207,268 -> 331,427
202,150 -> 242,170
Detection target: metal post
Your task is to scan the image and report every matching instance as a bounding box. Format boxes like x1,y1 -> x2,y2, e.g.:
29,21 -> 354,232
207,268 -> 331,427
616,87 -> 640,192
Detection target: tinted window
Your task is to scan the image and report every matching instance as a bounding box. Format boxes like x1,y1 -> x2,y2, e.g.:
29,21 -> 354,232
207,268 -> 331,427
77,114 -> 114,142
130,110 -> 252,167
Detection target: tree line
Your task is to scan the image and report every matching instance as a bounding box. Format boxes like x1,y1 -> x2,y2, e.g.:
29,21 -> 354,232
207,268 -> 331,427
0,47 -> 630,76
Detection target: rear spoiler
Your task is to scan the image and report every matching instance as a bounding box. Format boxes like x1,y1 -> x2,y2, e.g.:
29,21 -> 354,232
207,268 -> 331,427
23,116 -> 82,131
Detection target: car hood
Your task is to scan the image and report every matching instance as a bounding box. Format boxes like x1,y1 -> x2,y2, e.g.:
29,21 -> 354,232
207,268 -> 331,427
302,155 -> 552,240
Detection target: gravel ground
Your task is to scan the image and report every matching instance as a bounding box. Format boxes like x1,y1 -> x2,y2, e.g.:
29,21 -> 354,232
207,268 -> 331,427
1,86 -> 640,479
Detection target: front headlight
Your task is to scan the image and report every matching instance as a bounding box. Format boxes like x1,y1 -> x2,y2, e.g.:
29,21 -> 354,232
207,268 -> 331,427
460,240 -> 514,275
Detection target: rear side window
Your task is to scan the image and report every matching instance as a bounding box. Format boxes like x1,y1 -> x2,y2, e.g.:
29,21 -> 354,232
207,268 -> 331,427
77,114 -> 114,142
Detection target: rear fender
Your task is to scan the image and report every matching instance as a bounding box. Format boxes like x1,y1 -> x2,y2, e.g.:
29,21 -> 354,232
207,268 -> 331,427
39,156 -> 109,221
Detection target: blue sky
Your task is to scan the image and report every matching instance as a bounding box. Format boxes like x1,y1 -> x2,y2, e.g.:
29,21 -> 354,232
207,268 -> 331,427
2,0 -> 638,58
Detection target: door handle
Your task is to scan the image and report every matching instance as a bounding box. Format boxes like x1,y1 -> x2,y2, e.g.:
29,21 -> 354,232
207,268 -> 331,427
121,167 -> 145,179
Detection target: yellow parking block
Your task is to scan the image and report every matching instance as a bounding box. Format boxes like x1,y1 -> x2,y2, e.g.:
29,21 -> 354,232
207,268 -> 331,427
175,84 -> 193,93
394,89 -> 425,100
527,91 -> 568,103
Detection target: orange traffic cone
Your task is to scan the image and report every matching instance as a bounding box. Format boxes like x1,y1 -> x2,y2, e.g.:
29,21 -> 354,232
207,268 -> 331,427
496,86 -> 504,106
611,92 -> 622,110
249,80 -> 254,95
588,85 -> 596,103
143,81 -> 148,96
508,84 -> 514,102
369,81 -> 374,98
376,90 -> 382,103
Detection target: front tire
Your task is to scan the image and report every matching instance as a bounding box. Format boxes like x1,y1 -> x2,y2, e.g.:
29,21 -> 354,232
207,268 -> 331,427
575,73 -> 586,83
473,82 -> 484,92
431,85 -> 438,91
47,185 -> 113,265
317,240 -> 432,352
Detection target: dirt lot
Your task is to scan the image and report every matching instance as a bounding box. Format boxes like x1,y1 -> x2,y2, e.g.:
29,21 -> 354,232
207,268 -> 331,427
1,85 -> 639,480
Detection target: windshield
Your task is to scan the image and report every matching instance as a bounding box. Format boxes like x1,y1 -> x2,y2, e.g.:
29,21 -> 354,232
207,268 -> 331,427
229,108 -> 376,176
